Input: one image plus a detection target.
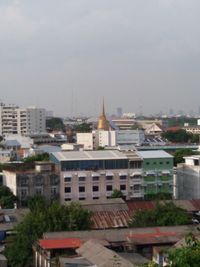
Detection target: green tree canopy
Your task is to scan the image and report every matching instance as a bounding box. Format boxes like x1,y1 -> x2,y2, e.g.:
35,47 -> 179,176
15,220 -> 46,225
129,201 -> 190,228
5,196 -> 92,267
0,186 -> 17,209
46,117 -> 65,131
168,233 -> 200,267
174,148 -> 199,166
111,189 -> 124,198
23,153 -> 50,163
73,123 -> 92,133
162,129 -> 199,144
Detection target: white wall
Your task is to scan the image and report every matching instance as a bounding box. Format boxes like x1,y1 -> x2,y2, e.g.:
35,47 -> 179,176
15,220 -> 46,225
76,133 -> 94,150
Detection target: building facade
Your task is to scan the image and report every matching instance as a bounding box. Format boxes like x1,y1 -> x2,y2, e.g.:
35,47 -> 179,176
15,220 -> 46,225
137,151 -> 174,198
3,162 -> 59,206
175,155 -> 200,199
0,103 -> 46,136
50,150 -> 143,203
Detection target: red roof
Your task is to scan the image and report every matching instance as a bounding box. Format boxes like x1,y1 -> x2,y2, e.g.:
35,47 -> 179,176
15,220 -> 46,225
39,238 -> 82,250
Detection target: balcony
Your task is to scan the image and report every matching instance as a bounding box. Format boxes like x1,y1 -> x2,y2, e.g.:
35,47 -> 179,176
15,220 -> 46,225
106,191 -> 113,197
79,192 -> 86,198
130,178 -> 144,186
92,192 -> 100,198
130,190 -> 144,198
64,193 -> 72,199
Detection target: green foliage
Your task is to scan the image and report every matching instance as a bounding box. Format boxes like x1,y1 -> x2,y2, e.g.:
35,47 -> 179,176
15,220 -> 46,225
162,129 -> 199,144
23,153 -> 50,163
167,117 -> 198,127
111,189 -> 124,198
168,233 -> 200,267
73,123 -> 92,133
46,117 -> 65,131
174,148 -> 199,166
129,201 -> 190,228
144,192 -> 172,200
5,196 -> 92,267
0,186 -> 17,208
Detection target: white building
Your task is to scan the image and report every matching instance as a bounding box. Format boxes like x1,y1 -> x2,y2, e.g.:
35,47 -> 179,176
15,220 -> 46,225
0,103 -> 46,136
116,130 -> 145,146
76,133 -> 94,150
175,155 -> 200,199
93,130 -> 116,149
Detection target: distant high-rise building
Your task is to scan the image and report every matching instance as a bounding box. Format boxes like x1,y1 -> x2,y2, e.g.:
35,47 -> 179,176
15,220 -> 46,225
0,103 -> 46,136
116,107 -> 123,117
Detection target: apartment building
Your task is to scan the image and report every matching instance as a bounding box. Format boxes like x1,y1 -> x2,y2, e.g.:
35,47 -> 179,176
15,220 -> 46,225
3,162 -> 59,206
0,103 -> 46,136
50,150 -> 143,203
137,151 -> 174,198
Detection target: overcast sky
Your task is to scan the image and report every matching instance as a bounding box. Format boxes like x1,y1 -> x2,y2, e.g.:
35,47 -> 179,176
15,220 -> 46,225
0,0 -> 200,116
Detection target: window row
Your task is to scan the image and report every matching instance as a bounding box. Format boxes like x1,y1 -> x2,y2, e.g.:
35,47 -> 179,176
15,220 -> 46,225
65,184 -> 126,193
64,175 -> 128,182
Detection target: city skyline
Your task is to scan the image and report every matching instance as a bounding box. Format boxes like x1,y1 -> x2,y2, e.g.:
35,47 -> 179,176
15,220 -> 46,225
1,0 -> 200,116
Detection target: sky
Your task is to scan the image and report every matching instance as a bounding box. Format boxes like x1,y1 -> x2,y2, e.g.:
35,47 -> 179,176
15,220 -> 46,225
0,0 -> 200,116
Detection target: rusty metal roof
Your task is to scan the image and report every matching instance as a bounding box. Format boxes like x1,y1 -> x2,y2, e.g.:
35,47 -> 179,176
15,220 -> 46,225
91,210 -> 131,229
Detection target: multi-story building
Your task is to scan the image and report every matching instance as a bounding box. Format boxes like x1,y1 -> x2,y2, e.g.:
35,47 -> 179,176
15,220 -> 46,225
137,151 -> 174,198
3,162 -> 59,206
50,150 -> 143,203
0,103 -> 46,136
175,155 -> 200,199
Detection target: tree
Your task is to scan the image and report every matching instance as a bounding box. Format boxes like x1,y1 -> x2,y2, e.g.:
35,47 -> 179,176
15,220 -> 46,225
73,123 -> 92,133
0,186 -> 17,208
174,148 -> 199,166
129,201 -> 190,228
23,153 -> 50,163
46,117 -> 65,131
162,129 -> 199,144
5,196 -> 92,267
168,233 -> 200,267
111,189 -> 124,198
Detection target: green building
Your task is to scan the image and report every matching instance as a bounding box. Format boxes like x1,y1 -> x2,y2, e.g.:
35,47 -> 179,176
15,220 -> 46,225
138,150 -> 174,199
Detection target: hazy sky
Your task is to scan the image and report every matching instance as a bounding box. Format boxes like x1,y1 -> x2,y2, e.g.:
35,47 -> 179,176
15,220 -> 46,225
1,0 -> 200,116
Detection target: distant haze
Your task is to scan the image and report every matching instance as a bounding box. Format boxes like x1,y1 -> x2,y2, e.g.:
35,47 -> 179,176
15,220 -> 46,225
0,0 -> 200,116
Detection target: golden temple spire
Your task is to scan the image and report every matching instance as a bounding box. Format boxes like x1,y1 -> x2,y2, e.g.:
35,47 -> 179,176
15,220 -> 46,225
97,98 -> 110,131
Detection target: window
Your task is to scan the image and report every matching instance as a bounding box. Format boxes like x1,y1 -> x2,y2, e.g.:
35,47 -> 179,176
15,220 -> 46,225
146,162 -> 150,165
51,187 -> 57,197
79,177 -> 86,182
106,185 -> 113,191
133,184 -> 140,191
120,175 -> 127,180
64,177 -> 71,182
93,197 -> 99,200
153,162 -> 157,165
120,184 -> 126,191
166,161 -> 170,165
160,162 -> 163,165
93,186 -> 99,192
35,187 -> 42,195
65,187 -> 71,193
79,197 -> 85,200
65,198 -> 71,201
106,176 -> 113,180
79,186 -> 85,192
92,176 -> 99,181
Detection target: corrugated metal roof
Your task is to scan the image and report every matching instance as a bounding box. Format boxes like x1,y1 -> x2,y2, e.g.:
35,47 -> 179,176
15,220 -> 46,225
51,150 -> 127,161
137,150 -> 173,159
91,211 -> 131,229
39,238 -> 82,249
76,240 -> 133,267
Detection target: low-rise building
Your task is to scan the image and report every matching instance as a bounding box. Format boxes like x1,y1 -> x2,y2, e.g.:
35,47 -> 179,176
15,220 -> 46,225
3,162 -> 60,206
50,150 -> 143,203
137,151 -> 174,199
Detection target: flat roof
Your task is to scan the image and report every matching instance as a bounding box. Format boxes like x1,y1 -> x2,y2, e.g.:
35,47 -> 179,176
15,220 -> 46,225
39,238 -> 82,250
51,150 -> 127,161
137,150 -> 173,159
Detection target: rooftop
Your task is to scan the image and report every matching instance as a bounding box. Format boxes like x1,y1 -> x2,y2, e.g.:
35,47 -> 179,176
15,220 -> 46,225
51,150 -> 127,161
137,150 -> 173,159
39,238 -> 82,250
